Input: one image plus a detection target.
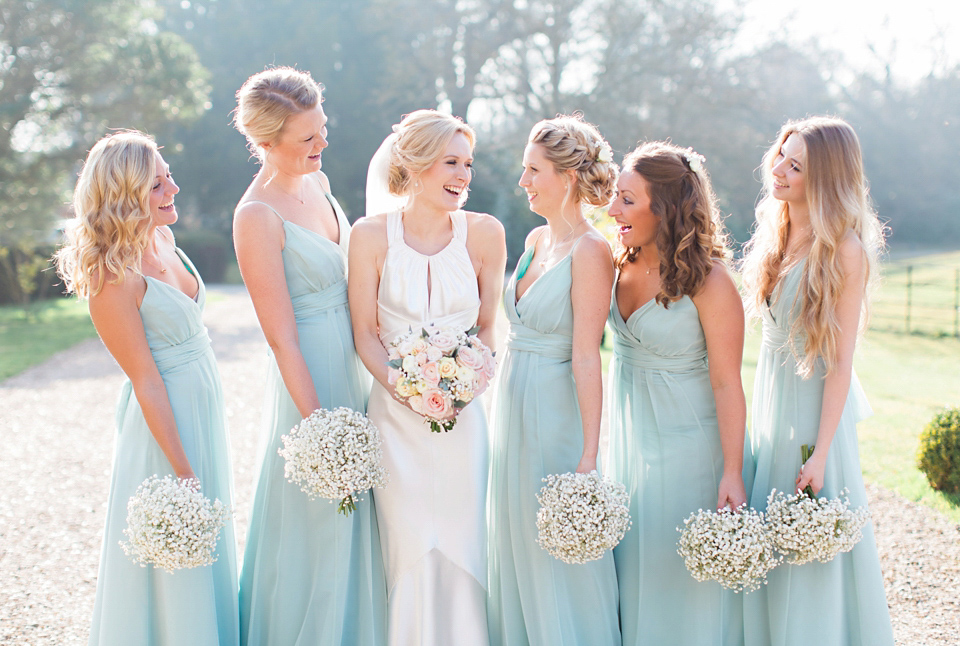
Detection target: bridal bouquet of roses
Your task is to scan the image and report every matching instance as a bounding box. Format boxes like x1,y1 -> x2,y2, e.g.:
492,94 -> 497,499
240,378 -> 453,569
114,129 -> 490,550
763,445 -> 870,565
536,471 -> 632,564
279,407 -> 388,515
387,324 -> 496,433
677,505 -> 780,593
120,475 -> 229,573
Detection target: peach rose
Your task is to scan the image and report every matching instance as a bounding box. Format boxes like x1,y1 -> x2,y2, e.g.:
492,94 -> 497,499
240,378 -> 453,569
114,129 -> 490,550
422,389 -> 452,419
411,337 -> 429,355
408,394 -> 425,414
422,362 -> 441,388
387,367 -> 402,385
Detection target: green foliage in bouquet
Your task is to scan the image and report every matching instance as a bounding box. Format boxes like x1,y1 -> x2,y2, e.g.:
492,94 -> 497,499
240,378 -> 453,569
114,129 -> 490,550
917,407 -> 960,494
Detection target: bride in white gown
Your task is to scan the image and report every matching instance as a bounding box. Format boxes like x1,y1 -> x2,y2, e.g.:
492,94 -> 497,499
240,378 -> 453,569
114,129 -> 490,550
348,109 -> 506,646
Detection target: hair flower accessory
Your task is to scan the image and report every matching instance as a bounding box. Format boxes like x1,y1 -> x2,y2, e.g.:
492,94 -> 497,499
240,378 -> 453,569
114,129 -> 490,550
595,140 -> 613,164
683,148 -> 705,175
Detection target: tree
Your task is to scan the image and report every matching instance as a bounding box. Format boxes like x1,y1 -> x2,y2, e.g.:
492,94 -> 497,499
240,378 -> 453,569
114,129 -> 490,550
0,0 -> 210,245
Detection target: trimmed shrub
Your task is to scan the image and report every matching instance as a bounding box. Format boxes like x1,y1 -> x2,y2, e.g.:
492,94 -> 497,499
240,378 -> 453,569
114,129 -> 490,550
917,407 -> 960,494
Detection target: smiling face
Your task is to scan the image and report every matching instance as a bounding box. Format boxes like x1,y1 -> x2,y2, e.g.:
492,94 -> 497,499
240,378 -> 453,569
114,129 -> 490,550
263,104 -> 328,175
415,131 -> 473,211
771,132 -> 806,206
608,169 -> 658,250
148,152 -> 179,227
518,143 -> 572,218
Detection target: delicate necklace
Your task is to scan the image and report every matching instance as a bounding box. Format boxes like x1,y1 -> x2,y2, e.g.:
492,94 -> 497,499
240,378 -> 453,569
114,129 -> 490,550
637,249 -> 656,275
144,253 -> 167,274
539,219 -> 586,268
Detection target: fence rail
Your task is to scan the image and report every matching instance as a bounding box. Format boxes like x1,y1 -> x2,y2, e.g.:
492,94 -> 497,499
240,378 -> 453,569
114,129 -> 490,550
872,261 -> 960,337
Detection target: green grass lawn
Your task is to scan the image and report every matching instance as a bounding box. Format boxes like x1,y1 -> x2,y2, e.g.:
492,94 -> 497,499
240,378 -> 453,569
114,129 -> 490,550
0,297 -> 98,380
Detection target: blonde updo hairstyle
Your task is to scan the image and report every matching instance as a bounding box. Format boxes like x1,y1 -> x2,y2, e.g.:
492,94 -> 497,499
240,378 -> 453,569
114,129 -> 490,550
527,114 -> 618,209
614,141 -> 728,307
233,66 -> 323,161
740,116 -> 884,377
55,130 -> 159,298
387,109 -> 476,198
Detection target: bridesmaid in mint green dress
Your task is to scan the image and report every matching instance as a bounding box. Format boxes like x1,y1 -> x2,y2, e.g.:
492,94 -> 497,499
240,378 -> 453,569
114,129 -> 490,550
55,131 -> 239,645
487,116 -> 621,646
233,68 -> 386,646
605,142 -> 747,646
740,117 -> 893,646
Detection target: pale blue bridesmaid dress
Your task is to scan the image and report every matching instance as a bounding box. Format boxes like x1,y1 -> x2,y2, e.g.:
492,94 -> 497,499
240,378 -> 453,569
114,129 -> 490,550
743,261 -> 893,646
238,194 -> 387,646
487,244 -> 621,646
89,249 -> 239,646
606,284 -> 743,646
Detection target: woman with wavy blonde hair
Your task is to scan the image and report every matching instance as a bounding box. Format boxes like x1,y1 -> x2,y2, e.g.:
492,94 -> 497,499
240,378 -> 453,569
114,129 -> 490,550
486,114 -> 621,645
56,130 -> 238,645
740,117 -> 893,646
231,66 -> 387,645
605,141 -> 747,646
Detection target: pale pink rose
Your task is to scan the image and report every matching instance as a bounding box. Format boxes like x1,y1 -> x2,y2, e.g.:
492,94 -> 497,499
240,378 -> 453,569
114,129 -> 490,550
408,394 -> 425,414
429,330 -> 460,354
456,345 -> 484,371
422,389 -> 452,418
387,367 -> 402,385
397,336 -> 416,357
411,337 -> 429,354
483,351 -> 497,379
415,351 -> 428,366
387,347 -> 401,361
474,371 -> 488,395
437,357 -> 458,379
426,345 -> 443,362
422,362 -> 441,387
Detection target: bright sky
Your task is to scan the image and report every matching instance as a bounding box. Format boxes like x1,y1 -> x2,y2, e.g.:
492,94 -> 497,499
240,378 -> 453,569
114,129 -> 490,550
740,0 -> 960,81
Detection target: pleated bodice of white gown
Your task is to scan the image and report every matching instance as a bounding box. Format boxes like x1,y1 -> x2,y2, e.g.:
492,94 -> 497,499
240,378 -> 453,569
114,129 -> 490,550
367,210 -> 490,646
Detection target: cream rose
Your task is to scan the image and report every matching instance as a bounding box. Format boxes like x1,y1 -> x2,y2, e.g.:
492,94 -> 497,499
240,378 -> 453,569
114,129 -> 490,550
395,378 -> 417,398
437,357 -> 458,379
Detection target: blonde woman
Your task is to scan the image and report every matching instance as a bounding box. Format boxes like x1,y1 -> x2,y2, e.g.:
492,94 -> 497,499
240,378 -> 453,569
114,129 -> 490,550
231,67 -> 386,645
486,115 -> 621,645
606,142 -> 747,646
56,131 -> 238,645
740,117 -> 893,646
349,109 -> 506,646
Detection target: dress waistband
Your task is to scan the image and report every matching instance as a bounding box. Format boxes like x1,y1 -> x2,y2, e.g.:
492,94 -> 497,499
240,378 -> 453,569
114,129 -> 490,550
505,323 -> 572,360
613,337 -> 706,372
291,280 -> 348,321
150,329 -> 212,373
761,323 -> 791,351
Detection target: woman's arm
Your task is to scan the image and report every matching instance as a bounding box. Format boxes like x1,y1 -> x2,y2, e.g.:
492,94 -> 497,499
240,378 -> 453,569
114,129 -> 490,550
89,273 -> 196,480
796,236 -> 866,495
234,202 -> 320,419
347,215 -> 392,390
569,234 -> 615,474
692,261 -> 748,510
466,212 -> 507,352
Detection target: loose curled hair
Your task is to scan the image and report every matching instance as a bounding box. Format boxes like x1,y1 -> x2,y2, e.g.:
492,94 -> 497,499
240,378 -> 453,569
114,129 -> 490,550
387,109 -> 476,197
614,141 -> 728,307
54,130 -> 159,298
527,114 -> 618,209
233,66 -> 323,161
740,116 -> 883,377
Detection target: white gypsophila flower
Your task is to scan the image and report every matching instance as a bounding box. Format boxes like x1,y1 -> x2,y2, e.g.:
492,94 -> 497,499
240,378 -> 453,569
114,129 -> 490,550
536,471 -> 631,565
278,407 -> 389,515
764,489 -> 870,565
120,475 -> 229,573
387,325 -> 496,433
683,148 -> 705,175
677,505 -> 780,593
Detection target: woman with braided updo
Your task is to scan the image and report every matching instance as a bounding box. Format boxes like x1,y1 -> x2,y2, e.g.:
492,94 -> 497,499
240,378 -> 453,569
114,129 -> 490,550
605,142 -> 747,646
486,115 -> 621,645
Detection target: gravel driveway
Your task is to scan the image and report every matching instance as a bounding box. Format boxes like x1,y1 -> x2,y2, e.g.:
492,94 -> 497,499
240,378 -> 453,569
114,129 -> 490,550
0,285 -> 956,644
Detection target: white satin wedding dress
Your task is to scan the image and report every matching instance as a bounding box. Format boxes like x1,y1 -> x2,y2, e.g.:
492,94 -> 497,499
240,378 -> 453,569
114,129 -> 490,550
367,209 -> 490,646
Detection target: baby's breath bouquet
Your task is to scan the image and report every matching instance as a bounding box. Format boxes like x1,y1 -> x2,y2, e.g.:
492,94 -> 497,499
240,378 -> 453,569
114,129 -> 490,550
764,444 -> 870,564
120,475 -> 228,573
278,407 -> 388,515
536,471 -> 631,564
677,505 -> 780,593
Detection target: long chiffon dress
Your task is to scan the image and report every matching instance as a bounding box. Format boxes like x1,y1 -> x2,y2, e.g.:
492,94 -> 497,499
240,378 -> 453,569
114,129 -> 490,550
89,249 -> 239,646
743,261 -> 894,646
487,244 -> 621,646
606,286 -> 743,646
367,210 -> 490,646
238,194 -> 387,646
